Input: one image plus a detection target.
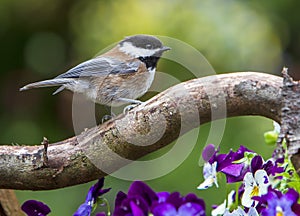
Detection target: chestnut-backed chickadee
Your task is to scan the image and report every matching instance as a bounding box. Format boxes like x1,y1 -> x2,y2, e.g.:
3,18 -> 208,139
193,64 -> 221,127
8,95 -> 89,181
20,35 -> 170,106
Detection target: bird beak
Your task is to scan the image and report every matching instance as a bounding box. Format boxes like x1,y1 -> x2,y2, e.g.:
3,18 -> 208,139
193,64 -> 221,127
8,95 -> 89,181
161,46 -> 171,52
154,46 -> 171,56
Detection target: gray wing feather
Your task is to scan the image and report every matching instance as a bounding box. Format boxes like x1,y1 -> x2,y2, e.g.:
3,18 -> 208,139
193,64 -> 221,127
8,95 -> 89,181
110,61 -> 141,74
52,86 -> 65,95
55,57 -> 141,79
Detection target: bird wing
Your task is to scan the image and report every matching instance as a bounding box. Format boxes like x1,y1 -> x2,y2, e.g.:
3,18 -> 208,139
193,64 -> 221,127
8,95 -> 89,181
55,57 -> 141,79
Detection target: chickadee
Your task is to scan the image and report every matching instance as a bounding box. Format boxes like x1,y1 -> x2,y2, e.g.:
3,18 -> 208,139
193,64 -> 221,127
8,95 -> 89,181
20,34 -> 170,106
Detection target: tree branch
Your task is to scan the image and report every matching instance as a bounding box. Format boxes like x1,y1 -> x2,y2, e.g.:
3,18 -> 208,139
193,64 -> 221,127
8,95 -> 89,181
0,72 -> 285,190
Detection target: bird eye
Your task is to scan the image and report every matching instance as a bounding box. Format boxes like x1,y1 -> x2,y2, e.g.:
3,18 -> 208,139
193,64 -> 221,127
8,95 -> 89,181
146,44 -> 152,49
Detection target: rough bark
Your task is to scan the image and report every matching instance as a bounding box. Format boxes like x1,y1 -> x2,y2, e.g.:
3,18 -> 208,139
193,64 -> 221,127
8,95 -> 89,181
275,68 -> 300,173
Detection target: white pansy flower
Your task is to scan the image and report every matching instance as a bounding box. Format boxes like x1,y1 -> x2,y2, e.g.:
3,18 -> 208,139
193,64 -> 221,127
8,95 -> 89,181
241,170 -> 270,208
197,162 -> 218,190
211,190 -> 235,216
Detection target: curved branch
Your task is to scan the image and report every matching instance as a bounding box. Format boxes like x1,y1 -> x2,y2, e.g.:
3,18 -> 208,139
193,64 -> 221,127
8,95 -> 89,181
0,72 -> 283,190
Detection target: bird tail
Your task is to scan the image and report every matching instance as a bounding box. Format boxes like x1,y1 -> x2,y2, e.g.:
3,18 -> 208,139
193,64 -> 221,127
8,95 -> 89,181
19,78 -> 74,95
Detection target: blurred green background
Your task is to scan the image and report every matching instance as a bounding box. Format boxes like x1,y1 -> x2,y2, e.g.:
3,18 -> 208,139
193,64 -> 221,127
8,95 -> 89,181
1,0 -> 299,215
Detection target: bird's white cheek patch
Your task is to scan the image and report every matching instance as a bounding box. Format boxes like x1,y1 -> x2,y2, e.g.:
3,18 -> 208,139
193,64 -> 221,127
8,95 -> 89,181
119,42 -> 160,58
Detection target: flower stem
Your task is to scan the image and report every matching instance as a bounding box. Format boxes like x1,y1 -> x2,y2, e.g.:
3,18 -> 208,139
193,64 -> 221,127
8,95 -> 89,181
103,198 -> 111,216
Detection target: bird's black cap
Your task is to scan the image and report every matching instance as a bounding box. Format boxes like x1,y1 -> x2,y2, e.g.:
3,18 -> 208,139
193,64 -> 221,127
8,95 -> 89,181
120,35 -> 163,50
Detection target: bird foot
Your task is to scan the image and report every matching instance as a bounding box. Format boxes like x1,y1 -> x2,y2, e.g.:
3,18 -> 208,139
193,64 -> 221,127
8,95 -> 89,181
101,115 -> 113,123
123,104 -> 139,115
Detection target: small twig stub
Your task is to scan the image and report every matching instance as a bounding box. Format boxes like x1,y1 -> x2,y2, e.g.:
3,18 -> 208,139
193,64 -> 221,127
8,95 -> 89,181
42,137 -> 49,167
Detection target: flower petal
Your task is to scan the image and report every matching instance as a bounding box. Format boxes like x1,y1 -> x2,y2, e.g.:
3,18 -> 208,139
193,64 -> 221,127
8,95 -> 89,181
242,185 -> 256,208
178,202 -> 205,216
21,200 -> 51,216
128,181 -> 158,206
202,144 -> 216,162
244,172 -> 256,188
224,206 -> 246,216
248,207 -> 259,216
157,192 -> 170,203
152,203 -> 177,216
184,193 -> 205,210
221,164 -> 244,177
73,203 -> 92,216
197,176 -> 216,190
115,191 -> 127,207
211,190 -> 235,216
254,170 -> 269,195
285,188 -> 299,203
130,201 -> 145,216
250,156 -> 263,174
197,162 -> 218,189
84,178 -> 111,206
211,200 -> 226,216
166,192 -> 182,209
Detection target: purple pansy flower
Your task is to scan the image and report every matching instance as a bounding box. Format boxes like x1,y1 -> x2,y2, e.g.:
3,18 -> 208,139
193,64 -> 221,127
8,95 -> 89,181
151,192 -> 206,216
21,200 -> 51,216
113,181 -> 158,216
74,178 -> 111,216
201,145 -> 284,187
250,155 -> 284,177
254,188 -> 300,216
202,144 -> 253,183
113,181 -> 205,216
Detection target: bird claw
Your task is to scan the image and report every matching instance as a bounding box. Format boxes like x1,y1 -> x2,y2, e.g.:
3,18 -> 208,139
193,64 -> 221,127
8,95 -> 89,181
101,115 -> 113,123
123,104 -> 139,115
